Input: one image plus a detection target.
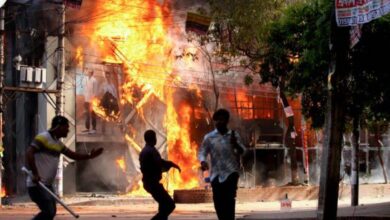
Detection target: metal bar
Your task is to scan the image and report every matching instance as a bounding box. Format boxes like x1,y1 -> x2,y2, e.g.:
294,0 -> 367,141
3,86 -> 59,94
21,167 -> 79,219
0,7 -> 5,207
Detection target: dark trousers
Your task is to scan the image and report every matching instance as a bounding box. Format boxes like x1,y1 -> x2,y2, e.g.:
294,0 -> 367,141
28,186 -> 56,220
211,172 -> 239,220
84,102 -> 96,130
143,181 -> 175,220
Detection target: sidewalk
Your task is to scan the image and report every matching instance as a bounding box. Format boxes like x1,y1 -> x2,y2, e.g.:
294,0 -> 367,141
239,201 -> 390,220
3,192 -> 390,219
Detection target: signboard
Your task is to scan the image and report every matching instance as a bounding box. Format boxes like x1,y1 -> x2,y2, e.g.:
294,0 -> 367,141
336,0 -> 390,26
185,12 -> 211,35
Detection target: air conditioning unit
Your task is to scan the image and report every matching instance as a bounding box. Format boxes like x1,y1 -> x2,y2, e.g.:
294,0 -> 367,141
20,66 -> 33,87
41,68 -> 47,84
26,67 -> 33,82
19,66 -> 47,88
34,68 -> 43,88
34,68 -> 42,83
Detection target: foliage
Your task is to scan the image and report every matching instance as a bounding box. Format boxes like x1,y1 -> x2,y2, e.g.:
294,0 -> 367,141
350,15 -> 390,126
260,1 -> 331,128
205,0 -> 287,75
204,0 -> 390,130
260,0 -> 390,129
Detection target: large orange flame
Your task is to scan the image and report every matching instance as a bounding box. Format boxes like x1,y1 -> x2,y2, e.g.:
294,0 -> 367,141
78,0 -> 201,194
165,88 -> 199,190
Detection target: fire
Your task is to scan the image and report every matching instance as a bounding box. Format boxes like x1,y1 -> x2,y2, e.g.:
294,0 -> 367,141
235,90 -> 254,119
1,186 -> 5,197
79,0 -> 201,193
128,180 -> 149,196
75,46 -> 83,68
166,92 -> 200,190
116,156 -> 126,173
182,45 -> 198,68
91,98 -> 120,122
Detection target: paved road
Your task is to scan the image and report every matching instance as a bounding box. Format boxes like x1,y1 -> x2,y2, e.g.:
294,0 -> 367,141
0,209 -> 220,220
2,197 -> 390,220
0,203 -> 221,220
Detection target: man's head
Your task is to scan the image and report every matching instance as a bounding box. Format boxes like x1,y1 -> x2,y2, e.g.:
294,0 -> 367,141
88,70 -> 94,77
144,130 -> 157,146
50,115 -> 69,138
213,108 -> 230,133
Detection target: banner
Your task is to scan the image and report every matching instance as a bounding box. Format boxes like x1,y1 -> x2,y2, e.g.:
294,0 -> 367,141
185,12 -> 211,35
336,0 -> 390,26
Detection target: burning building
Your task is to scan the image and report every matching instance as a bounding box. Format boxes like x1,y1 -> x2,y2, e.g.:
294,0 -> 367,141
0,0 -> 322,200
1,0 -> 390,206
68,0 -> 321,195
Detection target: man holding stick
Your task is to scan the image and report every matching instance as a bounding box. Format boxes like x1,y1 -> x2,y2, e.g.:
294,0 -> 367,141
26,115 -> 103,220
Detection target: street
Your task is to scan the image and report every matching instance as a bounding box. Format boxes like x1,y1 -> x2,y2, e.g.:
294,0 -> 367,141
2,197 -> 390,220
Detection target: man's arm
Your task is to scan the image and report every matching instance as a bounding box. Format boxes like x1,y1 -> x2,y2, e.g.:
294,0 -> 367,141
231,130 -> 246,155
198,136 -> 210,171
161,160 -> 181,172
26,146 -> 40,182
62,147 -> 103,161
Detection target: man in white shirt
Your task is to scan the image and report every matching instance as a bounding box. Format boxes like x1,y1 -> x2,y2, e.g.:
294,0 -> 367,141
82,70 -> 98,134
198,109 -> 246,220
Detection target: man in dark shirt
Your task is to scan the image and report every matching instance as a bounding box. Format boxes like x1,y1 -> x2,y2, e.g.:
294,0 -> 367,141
140,130 -> 181,220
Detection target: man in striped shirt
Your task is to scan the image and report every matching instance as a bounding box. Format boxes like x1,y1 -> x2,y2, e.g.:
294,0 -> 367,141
26,116 -> 103,220
198,109 -> 246,220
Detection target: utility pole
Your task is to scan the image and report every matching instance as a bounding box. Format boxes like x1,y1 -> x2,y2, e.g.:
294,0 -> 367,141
351,116 -> 359,206
55,3 -> 65,198
317,1 -> 350,219
56,0 -> 65,116
0,7 -> 5,206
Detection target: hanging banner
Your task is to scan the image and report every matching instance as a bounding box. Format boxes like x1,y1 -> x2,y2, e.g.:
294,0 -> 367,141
336,0 -> 390,26
185,12 -> 211,35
